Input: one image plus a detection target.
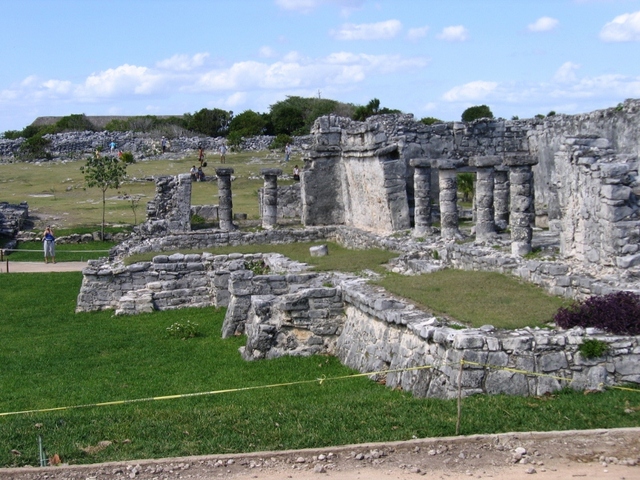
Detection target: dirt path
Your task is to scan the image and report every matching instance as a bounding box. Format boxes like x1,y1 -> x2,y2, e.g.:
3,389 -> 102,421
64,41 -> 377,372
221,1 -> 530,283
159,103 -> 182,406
0,261 -> 88,273
2,428 -> 640,480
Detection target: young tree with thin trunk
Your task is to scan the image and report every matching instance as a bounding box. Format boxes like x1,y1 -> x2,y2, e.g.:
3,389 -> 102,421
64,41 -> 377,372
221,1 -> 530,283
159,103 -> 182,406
81,152 -> 134,239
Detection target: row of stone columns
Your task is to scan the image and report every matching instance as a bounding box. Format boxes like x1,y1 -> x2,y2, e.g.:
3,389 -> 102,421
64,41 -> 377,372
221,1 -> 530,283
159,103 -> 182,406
410,154 -> 537,255
214,167 -> 283,231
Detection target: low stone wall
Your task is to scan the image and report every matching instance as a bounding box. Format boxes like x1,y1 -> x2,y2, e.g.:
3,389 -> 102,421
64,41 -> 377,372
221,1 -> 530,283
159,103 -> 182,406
75,251 -> 307,314
233,265 -> 640,399
258,183 -> 301,219
0,131 -> 312,162
0,201 -> 28,237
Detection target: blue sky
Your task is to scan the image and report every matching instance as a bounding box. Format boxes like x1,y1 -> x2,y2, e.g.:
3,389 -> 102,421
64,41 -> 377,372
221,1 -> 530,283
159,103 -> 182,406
1,0 -> 639,133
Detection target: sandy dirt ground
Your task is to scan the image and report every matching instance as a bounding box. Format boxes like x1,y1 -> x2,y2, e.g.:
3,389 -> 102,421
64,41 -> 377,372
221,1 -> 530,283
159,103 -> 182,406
2,429 -> 640,480
0,261 -> 88,273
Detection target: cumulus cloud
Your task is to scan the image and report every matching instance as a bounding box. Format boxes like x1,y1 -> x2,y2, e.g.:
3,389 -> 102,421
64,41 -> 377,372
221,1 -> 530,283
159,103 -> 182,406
436,25 -> 469,42
274,0 -> 363,15
79,64 -> 163,97
442,81 -> 498,102
600,11 -> 640,41
407,25 -> 429,41
528,17 -> 559,32
553,61 -> 581,83
156,53 -> 209,71
331,19 -> 403,40
259,46 -> 277,58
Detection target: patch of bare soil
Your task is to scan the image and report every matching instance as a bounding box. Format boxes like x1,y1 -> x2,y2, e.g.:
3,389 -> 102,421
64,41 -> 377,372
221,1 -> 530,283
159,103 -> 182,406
2,429 -> 640,480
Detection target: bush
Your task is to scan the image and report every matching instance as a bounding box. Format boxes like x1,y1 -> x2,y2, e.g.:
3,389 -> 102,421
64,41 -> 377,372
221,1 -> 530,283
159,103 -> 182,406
578,339 -> 609,359
269,133 -> 293,150
461,105 -> 493,122
554,291 -> 640,335
166,321 -> 201,339
420,117 -> 443,125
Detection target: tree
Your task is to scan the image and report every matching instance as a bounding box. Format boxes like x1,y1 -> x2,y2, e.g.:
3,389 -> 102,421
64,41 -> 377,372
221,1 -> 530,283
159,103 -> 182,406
186,108 -> 232,137
81,153 -> 134,239
461,105 -> 494,122
458,173 -> 474,203
353,98 -> 401,121
228,110 -> 268,138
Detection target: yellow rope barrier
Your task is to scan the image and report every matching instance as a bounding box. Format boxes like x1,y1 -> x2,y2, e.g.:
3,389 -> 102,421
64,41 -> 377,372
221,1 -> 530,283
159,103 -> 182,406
0,365 -> 435,417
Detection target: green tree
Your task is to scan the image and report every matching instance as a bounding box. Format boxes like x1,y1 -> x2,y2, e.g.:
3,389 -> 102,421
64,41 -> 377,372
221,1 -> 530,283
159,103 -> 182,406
461,105 -> 494,122
420,117 -> 443,125
353,98 -> 401,121
228,110 -> 267,138
269,96 -> 355,135
81,153 -> 134,239
186,108 -> 232,137
458,173 -> 474,203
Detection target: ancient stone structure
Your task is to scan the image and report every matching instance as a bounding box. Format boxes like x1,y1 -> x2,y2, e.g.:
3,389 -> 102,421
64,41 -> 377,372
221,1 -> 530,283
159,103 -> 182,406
0,201 -> 28,237
216,168 -> 235,231
260,168 -> 282,229
409,158 -> 432,237
140,174 -> 192,236
49,99 -> 640,399
75,236 -> 640,399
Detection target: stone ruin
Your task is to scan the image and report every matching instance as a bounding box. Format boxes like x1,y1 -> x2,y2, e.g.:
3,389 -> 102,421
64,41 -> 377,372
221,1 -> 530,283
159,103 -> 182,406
54,99 -> 640,397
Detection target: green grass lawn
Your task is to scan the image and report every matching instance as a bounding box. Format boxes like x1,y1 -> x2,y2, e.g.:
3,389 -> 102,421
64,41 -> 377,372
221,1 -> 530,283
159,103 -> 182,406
377,269 -> 570,329
1,272 -> 639,467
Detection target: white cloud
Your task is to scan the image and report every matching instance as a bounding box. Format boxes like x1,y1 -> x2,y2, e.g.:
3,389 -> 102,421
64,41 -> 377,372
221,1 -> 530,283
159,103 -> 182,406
274,0 -> 364,15
442,81 -> 498,102
80,64 -> 163,97
274,0 -> 319,13
331,19 -> 402,40
553,62 -> 581,83
156,53 -> 209,71
528,17 -> 559,32
259,46 -> 277,58
436,25 -> 469,42
600,11 -> 640,42
407,26 -> 429,41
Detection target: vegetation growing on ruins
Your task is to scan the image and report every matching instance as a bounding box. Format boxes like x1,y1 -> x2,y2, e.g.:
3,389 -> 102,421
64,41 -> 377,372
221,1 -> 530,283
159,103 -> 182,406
554,291 -> 640,335
0,272 -> 638,468
377,269 -> 569,329
461,105 -> 494,122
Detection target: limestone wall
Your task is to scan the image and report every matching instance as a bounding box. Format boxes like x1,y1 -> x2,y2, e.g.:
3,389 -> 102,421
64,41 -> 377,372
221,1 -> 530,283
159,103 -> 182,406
0,201 -> 28,237
233,265 -> 640,399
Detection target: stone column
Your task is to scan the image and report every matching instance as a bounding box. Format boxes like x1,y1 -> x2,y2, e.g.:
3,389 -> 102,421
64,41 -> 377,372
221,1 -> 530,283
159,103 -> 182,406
216,167 -> 235,231
504,154 -> 538,256
470,156 -> 501,242
410,158 -> 432,237
261,168 -> 282,229
433,159 -> 462,240
494,167 -> 510,231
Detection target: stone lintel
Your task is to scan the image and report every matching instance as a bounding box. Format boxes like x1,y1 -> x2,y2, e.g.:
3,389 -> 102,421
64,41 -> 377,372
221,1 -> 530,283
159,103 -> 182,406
431,158 -> 464,170
503,153 -> 537,167
409,158 -> 432,168
261,168 -> 283,177
215,167 -> 235,176
470,155 -> 502,168
374,144 -> 399,157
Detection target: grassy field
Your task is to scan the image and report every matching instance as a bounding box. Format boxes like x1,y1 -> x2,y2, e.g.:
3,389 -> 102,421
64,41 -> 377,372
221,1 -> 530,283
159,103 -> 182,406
0,149 -> 299,229
1,272 -> 639,468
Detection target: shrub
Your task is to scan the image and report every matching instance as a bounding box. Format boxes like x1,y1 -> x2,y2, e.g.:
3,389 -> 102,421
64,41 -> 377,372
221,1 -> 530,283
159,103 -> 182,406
420,117 -> 443,125
554,291 -> 640,335
578,339 -> 609,359
166,321 -> 200,339
269,133 -> 293,150
461,105 -> 493,122
245,259 -> 269,275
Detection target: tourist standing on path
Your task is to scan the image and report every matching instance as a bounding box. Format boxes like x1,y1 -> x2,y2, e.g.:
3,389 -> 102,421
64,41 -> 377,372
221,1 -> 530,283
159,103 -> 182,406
293,165 -> 300,181
285,143 -> 291,162
198,146 -> 206,167
219,143 -> 227,164
161,136 -> 167,154
109,141 -> 116,152
43,226 -> 56,264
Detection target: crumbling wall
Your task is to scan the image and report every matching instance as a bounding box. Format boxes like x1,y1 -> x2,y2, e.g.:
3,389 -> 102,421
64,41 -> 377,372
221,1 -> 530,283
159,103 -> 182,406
0,201 -> 28,237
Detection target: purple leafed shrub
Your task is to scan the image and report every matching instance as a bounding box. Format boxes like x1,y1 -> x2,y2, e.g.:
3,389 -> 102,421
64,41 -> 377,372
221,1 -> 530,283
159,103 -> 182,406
554,291 -> 640,335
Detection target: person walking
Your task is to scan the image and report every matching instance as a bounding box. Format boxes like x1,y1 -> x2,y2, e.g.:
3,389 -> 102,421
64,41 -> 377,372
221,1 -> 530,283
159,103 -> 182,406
219,143 -> 227,164
285,143 -> 292,162
43,226 -> 56,264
